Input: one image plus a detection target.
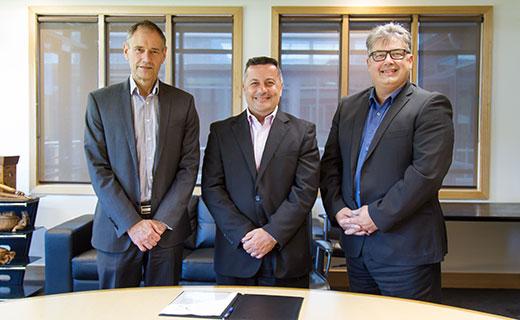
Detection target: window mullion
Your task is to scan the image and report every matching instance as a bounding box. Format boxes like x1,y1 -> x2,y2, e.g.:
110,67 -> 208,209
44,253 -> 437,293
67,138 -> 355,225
165,14 -> 173,85
98,14 -> 106,88
340,14 -> 349,97
411,14 -> 419,84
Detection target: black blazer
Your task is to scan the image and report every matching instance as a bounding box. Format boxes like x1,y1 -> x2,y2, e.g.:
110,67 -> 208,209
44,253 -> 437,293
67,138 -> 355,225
84,79 -> 200,253
320,82 -> 454,265
202,111 -> 319,278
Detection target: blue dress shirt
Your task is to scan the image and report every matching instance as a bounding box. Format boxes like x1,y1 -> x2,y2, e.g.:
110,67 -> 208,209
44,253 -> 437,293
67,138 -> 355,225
354,87 -> 404,207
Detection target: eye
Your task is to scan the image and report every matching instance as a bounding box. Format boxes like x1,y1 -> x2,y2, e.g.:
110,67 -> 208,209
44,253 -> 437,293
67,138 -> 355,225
134,47 -> 145,54
373,52 -> 386,60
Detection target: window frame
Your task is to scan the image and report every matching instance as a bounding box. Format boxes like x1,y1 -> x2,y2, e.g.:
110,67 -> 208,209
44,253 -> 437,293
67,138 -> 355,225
29,6 -> 243,194
272,6 -> 493,200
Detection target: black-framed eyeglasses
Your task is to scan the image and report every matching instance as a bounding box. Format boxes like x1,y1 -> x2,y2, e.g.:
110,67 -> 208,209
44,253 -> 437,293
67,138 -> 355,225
369,49 -> 410,62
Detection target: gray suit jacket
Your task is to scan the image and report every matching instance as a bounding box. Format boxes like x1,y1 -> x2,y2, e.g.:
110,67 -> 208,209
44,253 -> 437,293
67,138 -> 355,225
202,111 -> 319,278
320,82 -> 454,265
84,79 -> 199,253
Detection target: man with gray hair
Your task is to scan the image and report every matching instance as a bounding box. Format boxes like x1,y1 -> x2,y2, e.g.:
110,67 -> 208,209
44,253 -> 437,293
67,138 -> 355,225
84,20 -> 199,288
320,23 -> 454,302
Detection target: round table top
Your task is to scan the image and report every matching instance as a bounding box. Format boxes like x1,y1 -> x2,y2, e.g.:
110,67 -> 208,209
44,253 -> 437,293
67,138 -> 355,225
0,286 -> 512,320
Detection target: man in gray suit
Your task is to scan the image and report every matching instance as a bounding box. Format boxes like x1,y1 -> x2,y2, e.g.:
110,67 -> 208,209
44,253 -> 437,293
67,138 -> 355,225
202,56 -> 319,288
320,23 -> 454,302
84,20 -> 199,288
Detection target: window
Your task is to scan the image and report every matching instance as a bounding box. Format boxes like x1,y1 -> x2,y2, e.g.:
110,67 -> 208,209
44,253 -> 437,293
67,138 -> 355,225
418,17 -> 482,188
174,17 -> 233,154
38,18 -> 99,183
31,7 -> 242,188
280,18 -> 340,148
273,7 -> 493,199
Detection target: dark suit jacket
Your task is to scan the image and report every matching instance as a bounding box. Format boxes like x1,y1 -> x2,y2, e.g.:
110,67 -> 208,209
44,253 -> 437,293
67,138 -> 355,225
202,111 -> 319,278
84,79 -> 199,253
320,82 -> 454,266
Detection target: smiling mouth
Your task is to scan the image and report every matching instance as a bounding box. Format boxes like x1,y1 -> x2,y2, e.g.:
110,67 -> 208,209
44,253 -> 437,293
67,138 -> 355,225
255,96 -> 271,102
380,69 -> 397,75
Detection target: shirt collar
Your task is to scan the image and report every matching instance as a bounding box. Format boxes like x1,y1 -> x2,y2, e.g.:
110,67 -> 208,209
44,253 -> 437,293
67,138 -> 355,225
369,84 -> 405,108
246,106 -> 278,126
129,76 -> 160,97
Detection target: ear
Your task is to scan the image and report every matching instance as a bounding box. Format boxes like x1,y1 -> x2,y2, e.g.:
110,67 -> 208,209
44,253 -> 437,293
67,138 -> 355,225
161,46 -> 167,63
123,42 -> 130,61
407,54 -> 414,67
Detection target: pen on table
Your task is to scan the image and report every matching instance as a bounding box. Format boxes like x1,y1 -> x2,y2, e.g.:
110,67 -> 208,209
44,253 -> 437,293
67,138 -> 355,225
222,306 -> 234,319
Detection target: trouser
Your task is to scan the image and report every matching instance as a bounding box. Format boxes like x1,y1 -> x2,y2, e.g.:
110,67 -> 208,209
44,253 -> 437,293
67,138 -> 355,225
216,254 -> 309,288
346,251 -> 442,303
96,242 -> 183,289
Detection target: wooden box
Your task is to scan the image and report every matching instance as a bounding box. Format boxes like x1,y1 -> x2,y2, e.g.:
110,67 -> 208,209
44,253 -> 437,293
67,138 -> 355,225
0,156 -> 19,189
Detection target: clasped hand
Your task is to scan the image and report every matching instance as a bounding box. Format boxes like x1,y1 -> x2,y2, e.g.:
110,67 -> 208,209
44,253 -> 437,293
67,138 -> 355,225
335,206 -> 378,236
128,219 -> 167,252
241,228 -> 277,259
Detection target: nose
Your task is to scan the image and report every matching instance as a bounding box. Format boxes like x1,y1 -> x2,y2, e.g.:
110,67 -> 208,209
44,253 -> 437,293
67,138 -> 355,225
143,50 -> 150,61
141,50 -> 152,62
258,84 -> 268,93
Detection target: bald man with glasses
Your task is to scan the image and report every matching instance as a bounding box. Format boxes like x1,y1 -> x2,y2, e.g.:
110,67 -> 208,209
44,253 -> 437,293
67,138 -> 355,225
320,23 -> 454,302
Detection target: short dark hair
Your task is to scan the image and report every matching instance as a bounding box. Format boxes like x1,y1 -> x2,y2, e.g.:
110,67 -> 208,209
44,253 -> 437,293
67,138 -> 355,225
126,20 -> 166,47
244,56 -> 283,82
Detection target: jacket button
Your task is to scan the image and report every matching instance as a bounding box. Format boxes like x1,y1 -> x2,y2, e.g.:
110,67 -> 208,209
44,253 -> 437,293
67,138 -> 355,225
255,195 -> 261,202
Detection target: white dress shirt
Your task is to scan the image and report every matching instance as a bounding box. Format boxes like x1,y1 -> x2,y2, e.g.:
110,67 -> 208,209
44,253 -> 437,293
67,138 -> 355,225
129,77 -> 159,203
246,107 -> 278,170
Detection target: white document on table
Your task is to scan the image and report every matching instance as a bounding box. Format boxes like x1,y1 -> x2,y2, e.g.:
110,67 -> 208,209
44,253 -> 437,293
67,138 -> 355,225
159,291 -> 238,317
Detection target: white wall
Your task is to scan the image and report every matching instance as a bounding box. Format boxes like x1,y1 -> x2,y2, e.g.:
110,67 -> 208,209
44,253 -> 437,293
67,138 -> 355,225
0,0 -> 519,272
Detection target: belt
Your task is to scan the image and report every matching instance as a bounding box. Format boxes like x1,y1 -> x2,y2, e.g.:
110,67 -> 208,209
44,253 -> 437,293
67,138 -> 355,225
139,201 -> 152,218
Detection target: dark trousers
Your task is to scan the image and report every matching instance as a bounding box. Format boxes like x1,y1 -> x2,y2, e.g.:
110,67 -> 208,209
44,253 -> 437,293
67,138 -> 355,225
346,252 -> 442,303
97,243 -> 183,289
216,255 -> 309,289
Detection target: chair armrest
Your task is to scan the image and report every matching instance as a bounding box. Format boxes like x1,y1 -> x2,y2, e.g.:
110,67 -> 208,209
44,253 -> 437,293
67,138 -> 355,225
45,214 -> 94,294
314,239 -> 333,277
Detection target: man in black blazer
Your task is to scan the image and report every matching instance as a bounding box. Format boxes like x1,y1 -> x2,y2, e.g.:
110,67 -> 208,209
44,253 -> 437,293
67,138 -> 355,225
320,23 -> 454,302
202,56 -> 319,288
84,21 -> 199,288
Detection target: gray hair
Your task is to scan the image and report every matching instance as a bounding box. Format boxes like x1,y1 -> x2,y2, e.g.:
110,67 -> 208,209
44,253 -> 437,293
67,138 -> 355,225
366,23 -> 411,53
126,20 -> 166,47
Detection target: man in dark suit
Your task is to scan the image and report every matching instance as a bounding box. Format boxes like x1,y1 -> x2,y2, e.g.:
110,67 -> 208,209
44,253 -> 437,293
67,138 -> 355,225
202,56 -> 319,288
320,23 -> 454,302
84,20 -> 199,288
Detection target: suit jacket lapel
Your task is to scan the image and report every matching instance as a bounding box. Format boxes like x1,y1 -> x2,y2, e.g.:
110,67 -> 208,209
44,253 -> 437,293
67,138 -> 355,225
257,112 -> 289,182
231,111 -> 257,180
155,81 -> 172,172
365,82 -> 413,162
350,91 -> 371,179
121,79 -> 139,176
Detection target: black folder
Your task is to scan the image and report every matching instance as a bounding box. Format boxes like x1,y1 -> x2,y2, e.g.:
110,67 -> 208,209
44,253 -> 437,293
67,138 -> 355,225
159,291 -> 303,320
227,294 -> 303,320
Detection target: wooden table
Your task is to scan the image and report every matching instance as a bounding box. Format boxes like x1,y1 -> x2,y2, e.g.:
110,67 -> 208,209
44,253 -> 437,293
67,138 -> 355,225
0,286 -> 512,319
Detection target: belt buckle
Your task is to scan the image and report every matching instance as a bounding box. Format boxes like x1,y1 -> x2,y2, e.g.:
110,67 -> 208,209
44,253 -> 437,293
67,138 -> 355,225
140,204 -> 152,216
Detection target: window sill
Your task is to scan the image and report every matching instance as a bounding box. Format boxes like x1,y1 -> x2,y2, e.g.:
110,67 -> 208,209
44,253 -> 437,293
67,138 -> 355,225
31,184 -> 95,196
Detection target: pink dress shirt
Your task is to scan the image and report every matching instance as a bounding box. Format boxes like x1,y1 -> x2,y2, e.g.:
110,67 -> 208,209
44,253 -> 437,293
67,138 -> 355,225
246,107 -> 278,170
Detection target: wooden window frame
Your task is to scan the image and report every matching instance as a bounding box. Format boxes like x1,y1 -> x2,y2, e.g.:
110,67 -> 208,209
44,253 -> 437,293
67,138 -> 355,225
29,6 -> 243,194
272,6 -> 493,200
